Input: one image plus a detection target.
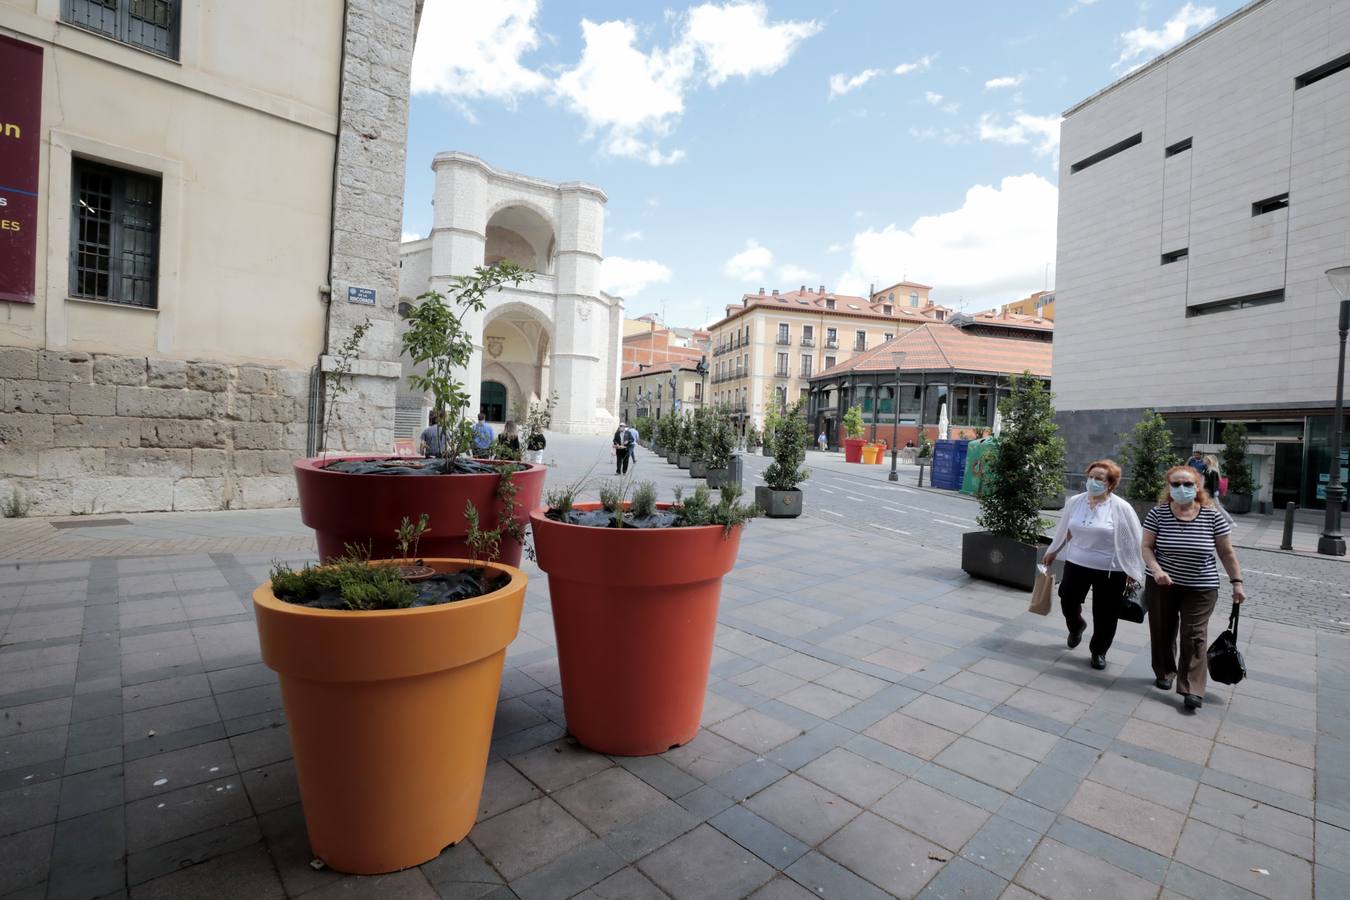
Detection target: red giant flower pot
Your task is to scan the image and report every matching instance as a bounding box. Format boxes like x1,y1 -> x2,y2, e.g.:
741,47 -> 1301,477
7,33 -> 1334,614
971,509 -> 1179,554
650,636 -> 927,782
530,504 -> 745,755
844,438 -> 865,463
294,457 -> 545,564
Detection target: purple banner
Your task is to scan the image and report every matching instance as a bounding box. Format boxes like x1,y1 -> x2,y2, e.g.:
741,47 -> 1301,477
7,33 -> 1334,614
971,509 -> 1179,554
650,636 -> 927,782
0,34 -> 43,304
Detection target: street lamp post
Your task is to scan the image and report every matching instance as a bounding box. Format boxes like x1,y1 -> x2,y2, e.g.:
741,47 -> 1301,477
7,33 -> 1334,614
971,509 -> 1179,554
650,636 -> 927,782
888,352 -> 906,482
1318,267 -> 1350,556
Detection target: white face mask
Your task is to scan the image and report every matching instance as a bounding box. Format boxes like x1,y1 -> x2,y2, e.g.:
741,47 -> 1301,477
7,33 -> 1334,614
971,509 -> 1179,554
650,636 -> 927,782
1086,478 -> 1107,496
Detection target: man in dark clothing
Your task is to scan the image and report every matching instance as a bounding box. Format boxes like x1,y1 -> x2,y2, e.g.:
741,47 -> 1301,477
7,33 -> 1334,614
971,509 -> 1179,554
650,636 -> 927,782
613,423 -> 633,474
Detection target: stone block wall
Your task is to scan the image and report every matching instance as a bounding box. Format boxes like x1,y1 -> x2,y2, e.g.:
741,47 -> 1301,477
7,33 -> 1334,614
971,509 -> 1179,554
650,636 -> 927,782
1,348 -> 312,515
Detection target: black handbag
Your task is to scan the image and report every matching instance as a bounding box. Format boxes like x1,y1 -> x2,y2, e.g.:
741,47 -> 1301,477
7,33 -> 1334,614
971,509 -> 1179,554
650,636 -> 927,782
1119,581 -> 1146,624
1207,602 -> 1247,685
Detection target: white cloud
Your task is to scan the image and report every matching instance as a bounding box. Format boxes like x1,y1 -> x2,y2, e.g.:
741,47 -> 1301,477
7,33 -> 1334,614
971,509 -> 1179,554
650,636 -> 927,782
893,55 -> 935,75
411,0 -> 547,107
984,74 -> 1025,89
555,4 -> 818,165
600,256 -> 672,297
401,230 -> 422,243
826,243 -> 845,254
723,240 -> 774,282
835,174 -> 1059,308
778,264 -> 818,283
925,91 -> 944,105
829,68 -> 882,97
978,111 -> 1062,156
684,2 -> 822,86
1117,3 -> 1217,71
1067,0 -> 1100,13
620,230 -> 643,241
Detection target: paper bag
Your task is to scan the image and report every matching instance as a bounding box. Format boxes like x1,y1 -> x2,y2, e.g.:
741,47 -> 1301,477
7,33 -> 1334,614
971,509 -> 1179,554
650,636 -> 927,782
1029,564 -> 1054,616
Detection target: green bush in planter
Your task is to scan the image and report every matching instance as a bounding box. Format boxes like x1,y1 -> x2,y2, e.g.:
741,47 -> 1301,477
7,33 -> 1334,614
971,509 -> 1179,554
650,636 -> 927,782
657,415 -> 678,451
843,405 -> 865,440
705,405 -> 735,471
690,406 -> 713,464
764,401 -> 810,492
975,374 -> 1065,545
1221,422 -> 1254,497
745,422 -> 762,451
635,416 -> 654,442
677,413 -> 696,457
916,427 -> 932,459
1119,410 -> 1178,503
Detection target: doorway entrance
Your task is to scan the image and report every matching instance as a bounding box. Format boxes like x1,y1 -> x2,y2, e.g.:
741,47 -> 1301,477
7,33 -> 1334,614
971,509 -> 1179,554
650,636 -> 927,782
480,381 -> 507,422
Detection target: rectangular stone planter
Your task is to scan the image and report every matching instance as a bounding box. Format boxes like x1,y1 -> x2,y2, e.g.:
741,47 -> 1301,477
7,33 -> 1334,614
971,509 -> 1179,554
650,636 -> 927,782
666,450 -> 678,464
960,531 -> 1046,592
689,461 -> 707,478
1221,493 -> 1252,514
706,468 -> 731,489
678,454 -> 692,469
755,486 -> 801,518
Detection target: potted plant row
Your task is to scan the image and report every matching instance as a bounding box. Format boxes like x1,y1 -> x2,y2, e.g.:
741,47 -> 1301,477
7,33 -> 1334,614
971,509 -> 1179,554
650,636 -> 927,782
757,399 -> 809,518
960,374 -> 1065,591
842,404 -> 866,463
689,407 -> 710,479
1119,410 -> 1177,520
531,478 -> 755,755
1220,422 -> 1254,514
704,405 -> 737,489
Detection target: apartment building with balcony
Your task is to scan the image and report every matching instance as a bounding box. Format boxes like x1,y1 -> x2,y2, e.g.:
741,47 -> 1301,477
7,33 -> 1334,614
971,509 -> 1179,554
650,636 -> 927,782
619,360 -> 704,423
706,285 -> 929,429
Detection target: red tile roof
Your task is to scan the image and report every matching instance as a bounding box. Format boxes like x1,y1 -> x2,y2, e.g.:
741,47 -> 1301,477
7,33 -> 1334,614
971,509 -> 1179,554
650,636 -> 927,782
711,288 -> 932,328
621,360 -> 703,379
813,323 -> 1052,378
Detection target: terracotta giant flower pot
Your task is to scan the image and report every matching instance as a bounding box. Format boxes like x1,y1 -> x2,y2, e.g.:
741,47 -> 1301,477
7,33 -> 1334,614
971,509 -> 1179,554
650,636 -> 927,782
294,457 -> 545,564
844,438 -> 865,463
531,504 -> 744,756
253,559 -> 525,875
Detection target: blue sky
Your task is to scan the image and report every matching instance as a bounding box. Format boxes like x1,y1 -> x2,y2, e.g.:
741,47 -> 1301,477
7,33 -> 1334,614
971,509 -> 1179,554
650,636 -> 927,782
403,1 -> 1243,327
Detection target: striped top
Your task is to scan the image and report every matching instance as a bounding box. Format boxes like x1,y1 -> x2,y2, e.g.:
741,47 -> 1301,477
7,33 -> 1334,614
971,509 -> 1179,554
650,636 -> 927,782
1142,503 -> 1231,588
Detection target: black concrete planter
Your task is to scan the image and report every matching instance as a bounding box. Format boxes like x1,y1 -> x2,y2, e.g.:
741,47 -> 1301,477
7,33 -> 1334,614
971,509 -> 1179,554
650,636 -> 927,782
690,461 -> 707,478
666,450 -> 678,464
706,468 -> 731,489
755,486 -> 802,518
678,454 -> 692,469
761,446 -> 773,458
1040,492 -> 1066,511
1222,493 -> 1252,515
1128,498 -> 1156,521
960,531 -> 1047,591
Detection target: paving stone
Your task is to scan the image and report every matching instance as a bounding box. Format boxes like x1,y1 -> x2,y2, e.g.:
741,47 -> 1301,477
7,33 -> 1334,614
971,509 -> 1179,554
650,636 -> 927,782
602,798 -> 701,863
1002,687 -> 1089,726
0,781 -> 60,837
124,739 -> 237,802
124,774 -> 251,853
765,651 -> 839,682
820,810 -> 947,897
129,843 -> 283,899
935,737 -> 1038,793
552,767 -> 669,836
708,803 -> 809,869
764,723 -> 849,772
662,729 -> 754,781
1062,779 -> 1186,856
47,806 -> 124,899
1014,837 -> 1156,900
814,667 -> 888,701
1208,744 -> 1314,799
1217,721 -> 1315,769
1115,717 -> 1213,765
637,824 -> 775,900
699,691 -> 747,727
0,697 -> 73,738
778,683 -> 858,720
959,814 -> 1041,880
673,785 -> 735,822
915,855 -> 1008,900
57,763 -> 124,820
613,753 -> 702,800
0,825 -> 54,896
469,798 -> 591,881
297,869 -> 440,899
510,740 -> 612,794
241,758 -> 298,814
1174,818 -> 1312,899
872,778 -> 991,852
708,758 -> 789,802
507,836 -> 625,900
783,849 -> 892,900
708,709 -> 803,754
903,693 -> 987,734
746,875 -> 819,899
732,665 -> 808,699
943,671 -> 1019,705
1088,752 -> 1197,814
862,712 -> 959,760
1163,862 -> 1268,900
1189,785 -> 1314,860
478,761 -> 543,822
798,747 -> 905,807
574,865 -> 667,900
743,773 -> 861,845
968,715 -> 1060,762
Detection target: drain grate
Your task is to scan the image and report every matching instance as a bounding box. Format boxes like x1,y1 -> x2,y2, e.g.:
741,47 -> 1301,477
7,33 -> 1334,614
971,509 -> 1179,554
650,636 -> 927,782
51,518 -> 133,530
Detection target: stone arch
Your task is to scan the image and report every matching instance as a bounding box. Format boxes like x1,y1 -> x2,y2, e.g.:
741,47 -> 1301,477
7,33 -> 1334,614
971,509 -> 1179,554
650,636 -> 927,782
484,203 -> 557,274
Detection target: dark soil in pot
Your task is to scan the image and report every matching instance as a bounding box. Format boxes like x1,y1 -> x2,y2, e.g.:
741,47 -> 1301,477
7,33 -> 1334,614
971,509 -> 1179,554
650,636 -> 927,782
325,457 -> 510,476
273,568 -> 509,610
546,509 -> 679,529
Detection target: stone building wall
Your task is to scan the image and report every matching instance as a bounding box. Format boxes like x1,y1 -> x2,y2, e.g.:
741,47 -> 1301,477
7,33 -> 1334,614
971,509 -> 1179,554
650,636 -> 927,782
1,348 -> 309,515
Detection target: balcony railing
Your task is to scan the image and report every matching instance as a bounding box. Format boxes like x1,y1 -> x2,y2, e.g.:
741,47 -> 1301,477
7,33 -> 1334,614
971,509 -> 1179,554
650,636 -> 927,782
775,336 -> 790,346
801,337 -> 815,347
775,368 -> 790,378
854,341 -> 867,351
800,368 -> 812,378
825,340 -> 839,349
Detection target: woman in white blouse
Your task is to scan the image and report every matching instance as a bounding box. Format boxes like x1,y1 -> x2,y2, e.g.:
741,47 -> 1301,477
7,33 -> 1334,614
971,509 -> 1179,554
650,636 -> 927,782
1042,460 -> 1145,670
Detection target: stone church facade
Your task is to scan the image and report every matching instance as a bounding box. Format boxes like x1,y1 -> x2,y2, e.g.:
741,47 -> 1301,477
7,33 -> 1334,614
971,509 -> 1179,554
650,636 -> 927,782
398,153 -> 622,436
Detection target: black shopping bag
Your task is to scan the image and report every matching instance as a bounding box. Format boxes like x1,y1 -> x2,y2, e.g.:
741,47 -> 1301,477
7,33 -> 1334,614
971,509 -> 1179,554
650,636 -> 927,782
1118,582 -> 1145,624
1207,602 -> 1246,685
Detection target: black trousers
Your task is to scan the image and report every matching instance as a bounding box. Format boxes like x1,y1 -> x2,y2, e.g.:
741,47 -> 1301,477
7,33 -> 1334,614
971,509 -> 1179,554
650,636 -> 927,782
1058,560 -> 1127,656
615,448 -> 629,474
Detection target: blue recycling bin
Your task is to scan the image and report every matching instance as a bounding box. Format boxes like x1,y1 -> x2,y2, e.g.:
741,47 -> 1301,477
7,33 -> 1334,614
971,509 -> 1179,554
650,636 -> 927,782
930,439 -> 970,490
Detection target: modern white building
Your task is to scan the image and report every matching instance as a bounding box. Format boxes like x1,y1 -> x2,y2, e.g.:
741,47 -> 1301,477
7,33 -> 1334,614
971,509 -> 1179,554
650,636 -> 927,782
1054,0 -> 1350,511
398,153 -> 622,435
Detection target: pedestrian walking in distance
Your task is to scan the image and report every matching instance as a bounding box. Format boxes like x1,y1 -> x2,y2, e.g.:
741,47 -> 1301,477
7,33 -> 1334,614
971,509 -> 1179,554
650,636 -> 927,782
627,422 -> 640,467
613,422 -> 633,475
1141,465 -> 1247,711
1042,460 -> 1145,670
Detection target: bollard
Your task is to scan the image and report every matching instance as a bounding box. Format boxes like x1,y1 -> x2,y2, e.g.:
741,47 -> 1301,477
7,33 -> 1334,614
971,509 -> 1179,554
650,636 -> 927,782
728,454 -> 743,490
1280,501 -> 1296,550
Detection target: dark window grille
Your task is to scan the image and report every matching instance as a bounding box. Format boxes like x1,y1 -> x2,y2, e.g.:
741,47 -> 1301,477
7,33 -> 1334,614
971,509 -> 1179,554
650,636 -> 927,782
1186,289 -> 1284,318
63,0 -> 179,59
70,159 -> 161,309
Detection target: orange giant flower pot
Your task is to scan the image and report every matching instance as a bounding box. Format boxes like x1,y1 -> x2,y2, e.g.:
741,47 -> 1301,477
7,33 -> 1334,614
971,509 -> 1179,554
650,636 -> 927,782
861,444 -> 879,464
252,559 -> 525,874
531,504 -> 744,756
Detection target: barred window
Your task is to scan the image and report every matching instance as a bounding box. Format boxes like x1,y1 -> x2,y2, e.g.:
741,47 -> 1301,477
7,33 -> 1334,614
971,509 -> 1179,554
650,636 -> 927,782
70,159 -> 161,309
63,0 -> 180,59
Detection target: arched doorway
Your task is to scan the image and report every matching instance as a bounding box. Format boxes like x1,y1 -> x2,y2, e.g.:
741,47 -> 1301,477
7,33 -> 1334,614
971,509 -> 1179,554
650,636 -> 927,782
481,381 -> 507,422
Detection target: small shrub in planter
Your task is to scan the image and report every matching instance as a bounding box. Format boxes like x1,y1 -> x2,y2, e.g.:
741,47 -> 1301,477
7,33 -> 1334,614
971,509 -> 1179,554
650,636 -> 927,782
657,416 -> 679,462
522,393 -> 554,465
676,413 -> 695,469
917,427 -> 933,460
843,404 -> 866,462
1119,410 -> 1178,518
254,516 -> 526,874
962,374 -> 1065,590
1220,422 -> 1254,514
762,405 -> 780,457
745,422 -> 762,453
758,400 -> 809,518
689,406 -> 711,478
531,478 -> 753,754
705,405 -> 736,488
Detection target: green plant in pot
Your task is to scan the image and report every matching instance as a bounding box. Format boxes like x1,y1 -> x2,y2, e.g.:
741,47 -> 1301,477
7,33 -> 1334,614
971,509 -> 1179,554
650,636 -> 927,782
1220,422 -> 1255,514
293,261 -> 546,565
1118,410 -> 1179,518
522,392 -> 555,464
705,405 -> 737,488
961,373 -> 1065,590
657,415 -> 679,463
745,422 -> 762,452
917,426 -> 932,460
758,399 -> 809,517
676,412 -> 695,469
532,476 -> 753,756
761,403 -> 781,458
689,405 -> 713,478
842,404 -> 866,462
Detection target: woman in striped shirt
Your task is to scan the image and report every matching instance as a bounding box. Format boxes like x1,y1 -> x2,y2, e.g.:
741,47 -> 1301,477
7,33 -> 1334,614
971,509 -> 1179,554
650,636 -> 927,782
1141,465 -> 1247,711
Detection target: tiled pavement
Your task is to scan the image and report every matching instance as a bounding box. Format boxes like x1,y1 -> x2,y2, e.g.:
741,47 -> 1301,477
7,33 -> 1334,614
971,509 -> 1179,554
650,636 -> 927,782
2,515 -> 1349,899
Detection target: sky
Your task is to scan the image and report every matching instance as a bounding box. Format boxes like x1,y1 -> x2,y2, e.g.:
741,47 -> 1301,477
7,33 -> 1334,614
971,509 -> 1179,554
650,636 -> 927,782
402,0 -> 1245,327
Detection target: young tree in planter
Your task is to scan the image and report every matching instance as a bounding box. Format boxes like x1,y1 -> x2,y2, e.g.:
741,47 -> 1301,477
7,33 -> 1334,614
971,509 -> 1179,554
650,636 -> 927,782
1221,422 -> 1254,513
745,422 -> 762,452
759,400 -> 809,518
705,406 -> 736,487
677,412 -> 696,466
916,427 -> 933,459
762,404 -> 781,458
1118,410 -> 1178,508
963,374 -> 1065,589
843,404 -> 865,440
689,406 -> 713,476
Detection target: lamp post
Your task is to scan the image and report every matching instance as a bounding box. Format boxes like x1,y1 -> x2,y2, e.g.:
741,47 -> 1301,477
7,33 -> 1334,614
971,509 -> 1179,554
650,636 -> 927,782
1318,267 -> 1350,556
888,352 -> 907,482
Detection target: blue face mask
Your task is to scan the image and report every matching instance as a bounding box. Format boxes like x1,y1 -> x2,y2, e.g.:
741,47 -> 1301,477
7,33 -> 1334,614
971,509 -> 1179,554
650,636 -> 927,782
1170,484 -> 1197,503
1086,478 -> 1107,496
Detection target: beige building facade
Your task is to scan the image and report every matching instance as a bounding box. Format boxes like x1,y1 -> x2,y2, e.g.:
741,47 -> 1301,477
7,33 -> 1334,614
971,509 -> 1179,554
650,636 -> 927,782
619,361 -> 705,425
0,0 -> 419,514
707,286 -> 929,429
